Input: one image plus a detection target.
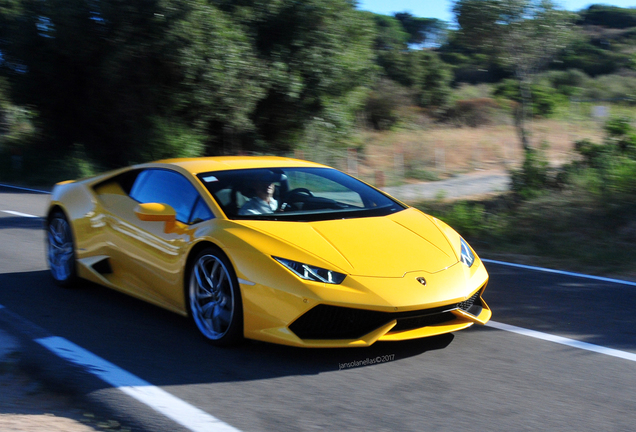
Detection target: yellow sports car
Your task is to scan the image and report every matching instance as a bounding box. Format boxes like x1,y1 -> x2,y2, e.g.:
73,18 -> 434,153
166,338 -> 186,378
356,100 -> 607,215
46,156 -> 491,347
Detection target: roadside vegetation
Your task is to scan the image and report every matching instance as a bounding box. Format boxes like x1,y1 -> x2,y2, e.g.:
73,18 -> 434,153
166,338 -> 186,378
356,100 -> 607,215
1,1 -> 635,277
415,116 -> 636,278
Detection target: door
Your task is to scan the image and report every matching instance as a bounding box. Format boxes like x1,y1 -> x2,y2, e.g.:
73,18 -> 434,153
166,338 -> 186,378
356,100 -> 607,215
104,168 -> 213,311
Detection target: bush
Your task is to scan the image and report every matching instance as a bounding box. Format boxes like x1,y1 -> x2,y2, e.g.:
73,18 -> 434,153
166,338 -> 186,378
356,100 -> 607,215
543,69 -> 590,97
441,98 -> 500,127
0,143 -> 100,185
578,74 -> 636,102
564,117 -> 636,200
449,83 -> 494,102
510,146 -> 550,199
441,201 -> 487,237
604,116 -> 636,152
574,138 -> 611,168
363,79 -> 414,130
607,156 -> 636,196
494,79 -> 559,117
578,5 -> 636,29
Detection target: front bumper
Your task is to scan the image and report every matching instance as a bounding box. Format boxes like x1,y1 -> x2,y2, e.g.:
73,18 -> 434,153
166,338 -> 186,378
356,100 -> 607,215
240,257 -> 491,348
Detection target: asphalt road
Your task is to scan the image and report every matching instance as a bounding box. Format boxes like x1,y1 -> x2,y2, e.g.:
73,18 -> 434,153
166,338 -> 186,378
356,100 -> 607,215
1,186 -> 635,432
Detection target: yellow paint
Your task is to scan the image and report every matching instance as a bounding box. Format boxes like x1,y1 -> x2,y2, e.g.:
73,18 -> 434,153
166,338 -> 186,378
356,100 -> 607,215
47,156 -> 492,347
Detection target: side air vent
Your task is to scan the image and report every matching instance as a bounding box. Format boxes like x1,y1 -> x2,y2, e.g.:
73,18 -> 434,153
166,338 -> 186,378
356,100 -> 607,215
457,290 -> 483,317
91,258 -> 113,275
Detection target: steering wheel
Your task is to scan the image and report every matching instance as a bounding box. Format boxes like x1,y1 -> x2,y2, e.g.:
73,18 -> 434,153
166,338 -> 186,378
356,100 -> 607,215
286,188 -> 313,198
279,188 -> 313,211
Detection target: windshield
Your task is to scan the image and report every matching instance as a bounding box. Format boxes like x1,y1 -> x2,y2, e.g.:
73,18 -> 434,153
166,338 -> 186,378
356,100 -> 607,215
197,167 -> 406,222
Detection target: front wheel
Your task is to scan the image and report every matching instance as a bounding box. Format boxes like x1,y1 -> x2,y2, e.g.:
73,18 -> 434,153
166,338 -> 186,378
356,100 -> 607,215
47,210 -> 77,287
187,248 -> 243,345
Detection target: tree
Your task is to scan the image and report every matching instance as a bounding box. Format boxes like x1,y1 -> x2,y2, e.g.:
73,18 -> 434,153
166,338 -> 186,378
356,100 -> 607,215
412,50 -> 452,107
393,12 -> 448,47
0,0 -> 267,166
578,4 -> 636,29
453,0 -> 573,150
0,0 -> 376,166
217,0 -> 376,153
365,12 -> 451,108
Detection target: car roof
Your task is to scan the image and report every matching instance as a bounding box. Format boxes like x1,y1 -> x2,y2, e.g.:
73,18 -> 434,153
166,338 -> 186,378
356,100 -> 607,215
152,156 -> 328,175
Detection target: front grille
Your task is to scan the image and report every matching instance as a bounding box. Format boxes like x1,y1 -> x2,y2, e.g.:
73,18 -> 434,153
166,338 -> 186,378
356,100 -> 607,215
391,312 -> 456,332
289,288 -> 485,340
289,304 -> 456,340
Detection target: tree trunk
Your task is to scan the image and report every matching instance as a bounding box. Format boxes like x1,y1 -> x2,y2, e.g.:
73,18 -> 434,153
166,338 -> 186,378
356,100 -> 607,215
516,77 -> 532,152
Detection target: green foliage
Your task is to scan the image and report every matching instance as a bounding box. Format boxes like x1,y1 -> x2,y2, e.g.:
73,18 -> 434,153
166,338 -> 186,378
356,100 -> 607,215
365,13 -> 452,109
144,117 -> 206,161
449,83 -> 495,101
393,13 -> 447,46
416,182 -> 636,275
574,138 -> 610,168
452,0 -> 505,53
0,0 -> 376,170
578,74 -> 636,102
541,69 -> 589,97
0,143 -> 99,184
367,12 -> 410,51
363,79 -> 413,130
440,201 -> 487,237
57,144 -> 100,180
604,116 -> 636,152
510,146 -> 550,199
221,0 -> 377,153
558,36 -> 631,77
494,79 -> 559,117
578,4 -> 636,29
452,1 -> 573,150
565,152 -> 636,200
0,77 -> 38,158
564,117 -> 636,200
413,51 -> 452,107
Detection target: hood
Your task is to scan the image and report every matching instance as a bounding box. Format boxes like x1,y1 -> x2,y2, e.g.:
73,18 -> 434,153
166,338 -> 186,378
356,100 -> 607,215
237,208 -> 458,277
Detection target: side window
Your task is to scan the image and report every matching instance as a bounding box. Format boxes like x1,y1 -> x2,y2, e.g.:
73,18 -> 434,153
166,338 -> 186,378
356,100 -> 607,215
189,196 -> 213,224
130,169 -> 213,224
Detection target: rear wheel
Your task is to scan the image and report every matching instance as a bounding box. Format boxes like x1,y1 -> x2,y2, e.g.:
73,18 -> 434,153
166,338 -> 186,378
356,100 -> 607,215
47,211 -> 77,287
187,248 -> 243,345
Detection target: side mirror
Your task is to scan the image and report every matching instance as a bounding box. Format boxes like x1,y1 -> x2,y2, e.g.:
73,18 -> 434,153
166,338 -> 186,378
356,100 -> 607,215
134,203 -> 177,233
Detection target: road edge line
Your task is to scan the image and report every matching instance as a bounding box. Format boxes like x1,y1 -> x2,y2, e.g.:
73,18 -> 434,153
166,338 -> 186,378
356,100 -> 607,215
0,303 -> 241,432
0,183 -> 51,194
482,258 -> 636,287
486,320 -> 636,363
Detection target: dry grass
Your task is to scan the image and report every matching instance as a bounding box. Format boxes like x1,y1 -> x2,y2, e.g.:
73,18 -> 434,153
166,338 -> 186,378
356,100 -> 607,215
346,117 -> 606,186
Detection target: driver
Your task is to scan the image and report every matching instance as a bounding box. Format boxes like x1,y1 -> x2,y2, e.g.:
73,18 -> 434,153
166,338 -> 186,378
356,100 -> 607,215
239,178 -> 278,215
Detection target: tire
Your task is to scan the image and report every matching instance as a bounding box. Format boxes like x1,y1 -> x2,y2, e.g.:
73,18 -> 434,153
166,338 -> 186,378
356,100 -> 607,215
47,210 -> 77,287
187,247 -> 243,345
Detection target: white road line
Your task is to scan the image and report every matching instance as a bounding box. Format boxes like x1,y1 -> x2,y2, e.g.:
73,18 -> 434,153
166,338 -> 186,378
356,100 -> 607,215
482,258 -> 636,287
36,336 -> 242,432
487,321 -> 636,363
1,210 -> 40,218
0,183 -> 50,194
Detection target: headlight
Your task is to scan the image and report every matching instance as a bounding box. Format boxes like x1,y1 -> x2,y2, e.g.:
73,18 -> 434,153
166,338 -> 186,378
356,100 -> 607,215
273,257 -> 346,284
460,238 -> 475,267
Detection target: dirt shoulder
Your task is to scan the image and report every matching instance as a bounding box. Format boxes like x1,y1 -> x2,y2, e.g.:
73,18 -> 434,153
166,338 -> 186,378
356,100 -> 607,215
0,330 -> 130,432
382,168 -> 510,202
